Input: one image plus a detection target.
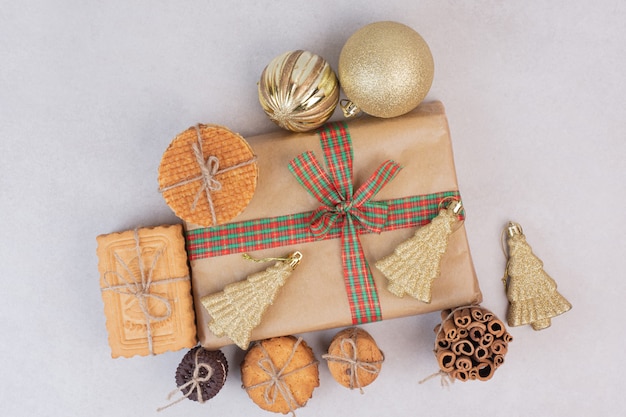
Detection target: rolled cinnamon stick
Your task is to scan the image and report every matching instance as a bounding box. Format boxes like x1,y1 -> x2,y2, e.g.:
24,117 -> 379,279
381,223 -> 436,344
436,332 -> 451,350
450,369 -> 469,382
441,309 -> 452,321
470,306 -> 484,322
467,321 -> 486,343
481,310 -> 494,322
479,333 -> 494,348
436,349 -> 456,373
453,308 -> 472,328
493,354 -> 505,368
455,356 -> 472,371
475,359 -> 495,381
458,328 -> 469,339
486,318 -> 505,338
472,346 -> 489,362
442,319 -> 459,342
451,339 -> 475,357
468,368 -> 479,380
490,340 -> 508,356
502,332 -> 513,343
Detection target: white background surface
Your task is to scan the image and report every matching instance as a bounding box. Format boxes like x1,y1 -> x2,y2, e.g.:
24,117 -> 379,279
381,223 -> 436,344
1,1 -> 624,416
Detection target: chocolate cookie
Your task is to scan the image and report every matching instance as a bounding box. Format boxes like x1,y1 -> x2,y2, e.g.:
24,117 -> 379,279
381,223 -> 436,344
174,346 -> 228,402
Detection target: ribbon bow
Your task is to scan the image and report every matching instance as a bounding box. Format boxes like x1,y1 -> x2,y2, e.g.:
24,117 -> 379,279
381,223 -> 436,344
289,122 -> 401,323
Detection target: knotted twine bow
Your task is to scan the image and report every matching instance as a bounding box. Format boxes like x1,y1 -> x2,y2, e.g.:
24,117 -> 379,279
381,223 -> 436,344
100,229 -> 189,355
157,348 -> 215,411
322,328 -> 385,393
289,123 -> 401,323
159,125 -> 257,225
243,338 -> 318,417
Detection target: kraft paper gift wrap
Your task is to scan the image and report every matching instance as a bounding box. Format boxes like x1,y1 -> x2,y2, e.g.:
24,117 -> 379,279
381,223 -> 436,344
185,101 -> 482,349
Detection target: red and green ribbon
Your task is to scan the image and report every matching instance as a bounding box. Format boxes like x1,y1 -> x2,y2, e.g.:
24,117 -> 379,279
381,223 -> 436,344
186,122 -> 462,324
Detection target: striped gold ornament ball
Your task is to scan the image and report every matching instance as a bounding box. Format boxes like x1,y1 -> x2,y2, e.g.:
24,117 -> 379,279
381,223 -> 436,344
258,50 -> 340,132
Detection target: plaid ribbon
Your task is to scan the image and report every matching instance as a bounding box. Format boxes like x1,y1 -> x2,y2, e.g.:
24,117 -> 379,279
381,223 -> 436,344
288,122 -> 401,323
186,122 -> 463,324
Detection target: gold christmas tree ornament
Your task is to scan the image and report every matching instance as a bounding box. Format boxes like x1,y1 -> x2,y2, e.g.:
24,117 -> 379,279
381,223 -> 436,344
503,222 -> 572,330
338,21 -> 434,119
201,251 -> 303,349
258,50 -> 340,132
375,199 -> 463,303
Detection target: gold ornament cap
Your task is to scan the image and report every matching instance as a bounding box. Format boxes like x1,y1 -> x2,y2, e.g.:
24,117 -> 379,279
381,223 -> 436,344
506,222 -> 523,237
338,21 -> 434,118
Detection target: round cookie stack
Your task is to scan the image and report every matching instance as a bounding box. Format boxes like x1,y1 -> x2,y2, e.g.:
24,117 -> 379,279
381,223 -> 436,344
175,346 -> 228,402
241,336 -> 319,414
323,327 -> 384,392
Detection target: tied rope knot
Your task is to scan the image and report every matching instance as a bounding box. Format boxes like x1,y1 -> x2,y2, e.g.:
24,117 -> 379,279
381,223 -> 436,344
257,357 -> 297,409
195,153 -> 223,194
322,329 -> 384,394
159,124 -> 257,225
100,229 -> 189,355
157,349 -> 215,412
244,338 -> 318,417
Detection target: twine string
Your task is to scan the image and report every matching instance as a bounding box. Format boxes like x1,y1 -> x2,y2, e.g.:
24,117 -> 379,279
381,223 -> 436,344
418,370 -> 455,387
100,229 -> 189,355
244,338 -> 318,417
157,348 -> 215,412
322,328 -> 383,394
420,305 -> 476,387
159,124 -> 257,225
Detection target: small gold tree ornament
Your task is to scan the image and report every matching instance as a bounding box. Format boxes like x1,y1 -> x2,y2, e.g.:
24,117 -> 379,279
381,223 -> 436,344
503,222 -> 572,330
201,252 -> 303,349
375,199 -> 463,303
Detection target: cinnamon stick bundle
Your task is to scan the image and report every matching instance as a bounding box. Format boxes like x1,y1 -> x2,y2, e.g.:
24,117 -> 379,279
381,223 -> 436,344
433,305 -> 512,382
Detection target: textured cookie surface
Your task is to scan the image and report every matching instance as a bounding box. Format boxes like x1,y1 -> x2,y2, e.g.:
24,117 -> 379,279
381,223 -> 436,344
96,225 -> 196,357
241,336 -> 319,414
158,124 -> 257,227
326,327 -> 384,389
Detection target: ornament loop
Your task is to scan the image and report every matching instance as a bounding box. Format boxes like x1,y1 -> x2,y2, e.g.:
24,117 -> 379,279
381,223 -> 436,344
340,99 -> 362,118
243,251 -> 303,270
437,197 -> 463,215
500,221 -> 523,260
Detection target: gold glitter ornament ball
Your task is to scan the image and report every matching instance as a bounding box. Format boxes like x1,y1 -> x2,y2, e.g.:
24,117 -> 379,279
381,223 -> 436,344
258,50 -> 340,132
338,21 -> 434,118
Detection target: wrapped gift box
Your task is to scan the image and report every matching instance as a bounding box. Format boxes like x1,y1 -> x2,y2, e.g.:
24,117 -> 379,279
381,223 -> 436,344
186,101 -> 482,349
97,225 -> 197,357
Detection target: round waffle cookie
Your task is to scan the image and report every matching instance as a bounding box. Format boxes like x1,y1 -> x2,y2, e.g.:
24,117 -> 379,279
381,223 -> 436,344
174,346 -> 229,402
158,124 -> 258,227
